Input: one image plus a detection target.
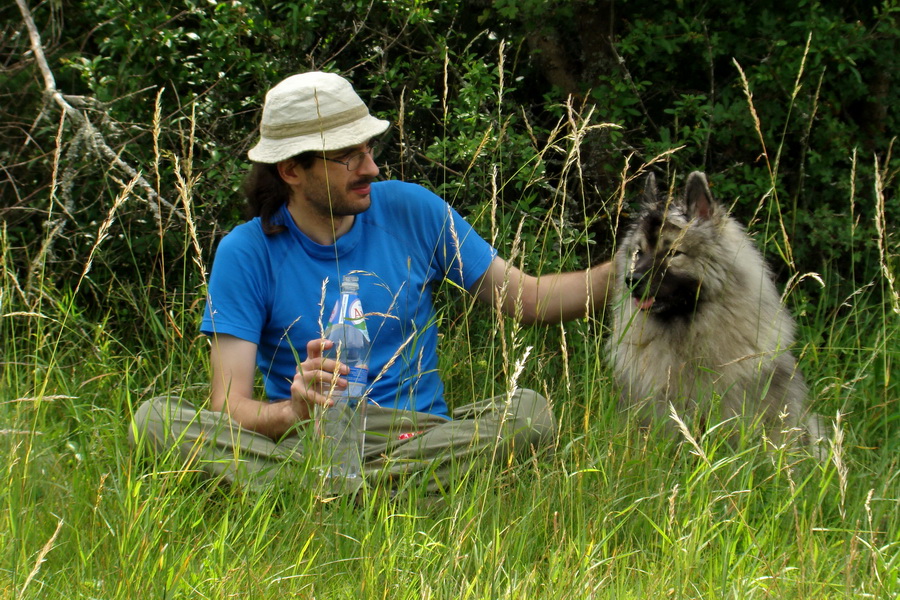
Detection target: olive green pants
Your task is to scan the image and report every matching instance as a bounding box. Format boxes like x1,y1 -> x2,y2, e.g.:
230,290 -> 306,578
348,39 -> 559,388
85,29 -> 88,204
129,389 -> 556,495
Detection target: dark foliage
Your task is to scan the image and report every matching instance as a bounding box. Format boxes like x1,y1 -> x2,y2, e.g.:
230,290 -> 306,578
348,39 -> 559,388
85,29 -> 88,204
1,0 -> 897,317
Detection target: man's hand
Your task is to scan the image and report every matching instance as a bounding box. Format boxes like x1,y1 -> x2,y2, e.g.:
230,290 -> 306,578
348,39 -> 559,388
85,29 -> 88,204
290,338 -> 350,420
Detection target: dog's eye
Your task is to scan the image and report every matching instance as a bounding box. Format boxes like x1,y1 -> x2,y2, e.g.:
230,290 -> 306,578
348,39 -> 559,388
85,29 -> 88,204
670,249 -> 685,258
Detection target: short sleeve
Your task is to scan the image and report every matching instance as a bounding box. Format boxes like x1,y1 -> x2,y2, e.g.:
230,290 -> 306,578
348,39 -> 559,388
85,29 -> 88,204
200,223 -> 271,344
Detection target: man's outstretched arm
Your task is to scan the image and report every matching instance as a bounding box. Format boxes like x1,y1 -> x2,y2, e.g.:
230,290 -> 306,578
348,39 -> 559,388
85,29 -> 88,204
471,256 -> 615,324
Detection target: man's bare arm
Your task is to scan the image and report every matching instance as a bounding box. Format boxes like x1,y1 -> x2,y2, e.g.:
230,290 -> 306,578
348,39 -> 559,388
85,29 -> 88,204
471,256 -> 615,324
209,334 -> 351,440
209,334 -> 299,440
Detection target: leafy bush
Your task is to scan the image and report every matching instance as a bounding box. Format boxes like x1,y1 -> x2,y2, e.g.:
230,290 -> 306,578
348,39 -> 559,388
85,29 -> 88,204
1,0 -> 897,318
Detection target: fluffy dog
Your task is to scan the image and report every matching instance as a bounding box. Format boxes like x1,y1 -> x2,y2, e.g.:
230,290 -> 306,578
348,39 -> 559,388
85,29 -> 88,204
608,171 -> 822,450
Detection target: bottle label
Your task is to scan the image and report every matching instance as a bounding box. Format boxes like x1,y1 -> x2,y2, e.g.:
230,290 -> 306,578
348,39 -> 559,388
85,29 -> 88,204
328,294 -> 369,339
345,365 -> 368,399
348,298 -> 364,323
346,364 -> 368,385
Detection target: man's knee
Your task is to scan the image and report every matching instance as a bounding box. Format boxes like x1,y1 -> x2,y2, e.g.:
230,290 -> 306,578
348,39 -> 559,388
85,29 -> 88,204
129,396 -> 198,450
130,396 -> 162,448
510,388 -> 557,447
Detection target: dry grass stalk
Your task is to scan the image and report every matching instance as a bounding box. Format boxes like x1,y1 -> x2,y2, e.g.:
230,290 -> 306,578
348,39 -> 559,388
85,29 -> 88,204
17,518 -> 63,599
26,111 -> 69,295
830,411 -> 848,521
76,175 -> 139,294
152,88 -> 164,196
1,223 -> 26,303
668,403 -> 710,466
733,58 -> 796,270
174,155 -> 207,283
873,142 -> 899,314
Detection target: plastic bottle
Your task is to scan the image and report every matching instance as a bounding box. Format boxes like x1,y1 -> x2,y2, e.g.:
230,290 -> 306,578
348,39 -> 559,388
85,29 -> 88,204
320,274 -> 370,493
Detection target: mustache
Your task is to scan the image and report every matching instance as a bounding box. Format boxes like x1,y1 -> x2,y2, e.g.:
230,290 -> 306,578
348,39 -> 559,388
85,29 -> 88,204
348,176 -> 376,188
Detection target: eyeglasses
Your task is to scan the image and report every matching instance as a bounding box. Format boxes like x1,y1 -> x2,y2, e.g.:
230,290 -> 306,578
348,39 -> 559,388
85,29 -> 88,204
317,142 -> 379,171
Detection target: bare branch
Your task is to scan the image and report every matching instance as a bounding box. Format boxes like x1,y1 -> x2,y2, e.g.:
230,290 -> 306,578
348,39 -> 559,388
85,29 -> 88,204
14,0 -> 184,224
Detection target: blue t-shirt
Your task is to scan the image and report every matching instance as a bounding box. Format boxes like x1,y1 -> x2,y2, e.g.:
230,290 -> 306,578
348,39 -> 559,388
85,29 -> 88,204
200,180 -> 496,417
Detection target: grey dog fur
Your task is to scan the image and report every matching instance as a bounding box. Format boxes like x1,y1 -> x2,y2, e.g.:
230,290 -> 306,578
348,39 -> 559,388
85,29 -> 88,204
608,171 -> 822,449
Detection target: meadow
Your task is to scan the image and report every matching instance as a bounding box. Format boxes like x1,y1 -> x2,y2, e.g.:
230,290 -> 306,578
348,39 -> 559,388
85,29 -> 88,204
2,121 -> 898,598
2,8 -> 899,592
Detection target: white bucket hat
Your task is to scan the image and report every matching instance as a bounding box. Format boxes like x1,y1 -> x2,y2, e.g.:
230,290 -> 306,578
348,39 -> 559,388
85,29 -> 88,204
247,72 -> 390,164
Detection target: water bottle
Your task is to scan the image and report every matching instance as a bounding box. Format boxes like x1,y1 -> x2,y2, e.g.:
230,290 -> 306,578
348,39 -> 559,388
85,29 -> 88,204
320,274 -> 370,494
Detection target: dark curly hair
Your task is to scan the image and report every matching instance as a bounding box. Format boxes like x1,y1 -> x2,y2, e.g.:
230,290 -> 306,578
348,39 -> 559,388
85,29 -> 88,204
242,153 -> 315,235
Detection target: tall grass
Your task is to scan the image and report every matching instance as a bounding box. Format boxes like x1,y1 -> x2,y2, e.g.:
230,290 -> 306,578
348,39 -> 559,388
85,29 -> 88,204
2,79 -> 898,599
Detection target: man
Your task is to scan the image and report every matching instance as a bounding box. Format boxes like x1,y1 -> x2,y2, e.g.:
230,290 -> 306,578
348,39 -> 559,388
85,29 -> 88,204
131,71 -> 613,495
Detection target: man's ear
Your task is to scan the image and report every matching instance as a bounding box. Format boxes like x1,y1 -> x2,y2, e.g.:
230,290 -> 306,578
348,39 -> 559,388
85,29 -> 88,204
276,159 -> 305,185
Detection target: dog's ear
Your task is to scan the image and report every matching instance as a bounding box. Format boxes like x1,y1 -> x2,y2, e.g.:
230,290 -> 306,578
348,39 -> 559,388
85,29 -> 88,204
684,171 -> 716,221
641,172 -> 659,210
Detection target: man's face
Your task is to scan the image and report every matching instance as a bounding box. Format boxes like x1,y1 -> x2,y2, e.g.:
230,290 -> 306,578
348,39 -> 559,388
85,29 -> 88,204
297,141 -> 380,218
